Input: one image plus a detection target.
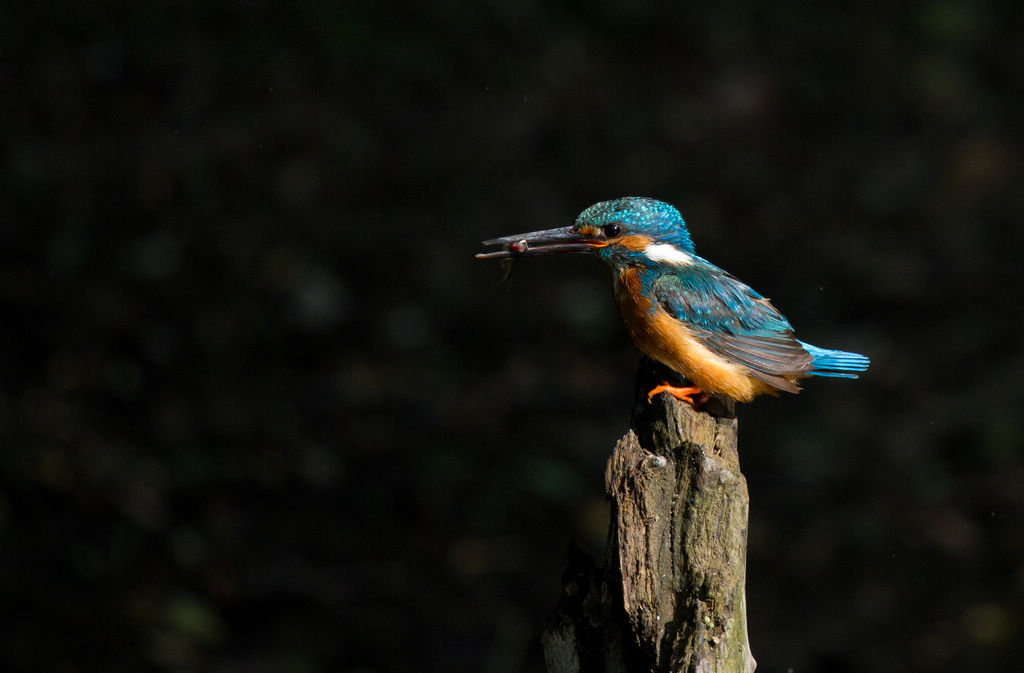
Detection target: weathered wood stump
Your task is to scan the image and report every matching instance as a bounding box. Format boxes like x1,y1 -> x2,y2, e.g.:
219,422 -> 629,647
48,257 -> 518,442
542,359 -> 755,673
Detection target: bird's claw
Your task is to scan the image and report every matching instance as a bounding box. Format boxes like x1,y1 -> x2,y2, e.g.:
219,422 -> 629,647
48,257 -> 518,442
647,384 -> 709,409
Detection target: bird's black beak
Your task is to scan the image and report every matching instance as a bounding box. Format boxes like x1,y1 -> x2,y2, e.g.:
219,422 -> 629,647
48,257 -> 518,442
475,226 -> 605,259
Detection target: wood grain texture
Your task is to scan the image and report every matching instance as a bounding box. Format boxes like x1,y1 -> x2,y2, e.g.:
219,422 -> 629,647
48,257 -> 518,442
543,359 -> 755,673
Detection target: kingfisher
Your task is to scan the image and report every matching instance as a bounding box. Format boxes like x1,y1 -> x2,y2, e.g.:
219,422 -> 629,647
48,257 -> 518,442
476,197 -> 868,406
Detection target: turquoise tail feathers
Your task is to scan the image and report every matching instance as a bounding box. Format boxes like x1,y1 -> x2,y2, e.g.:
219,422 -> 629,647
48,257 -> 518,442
799,341 -> 869,378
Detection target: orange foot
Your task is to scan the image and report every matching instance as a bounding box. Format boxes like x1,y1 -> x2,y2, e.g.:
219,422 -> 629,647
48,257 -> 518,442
647,383 -> 709,409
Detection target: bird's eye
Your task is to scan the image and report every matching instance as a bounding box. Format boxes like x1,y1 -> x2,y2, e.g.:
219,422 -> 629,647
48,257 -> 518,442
603,224 -> 621,238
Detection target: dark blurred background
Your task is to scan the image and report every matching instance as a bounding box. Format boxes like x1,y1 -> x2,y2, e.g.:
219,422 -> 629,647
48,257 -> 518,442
4,1 -> 1023,672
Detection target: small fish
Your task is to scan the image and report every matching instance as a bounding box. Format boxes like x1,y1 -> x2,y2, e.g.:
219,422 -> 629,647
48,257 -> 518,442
500,239 -> 529,283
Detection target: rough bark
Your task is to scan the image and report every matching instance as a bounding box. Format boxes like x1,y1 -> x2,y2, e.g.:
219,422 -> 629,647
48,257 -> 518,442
543,359 -> 755,673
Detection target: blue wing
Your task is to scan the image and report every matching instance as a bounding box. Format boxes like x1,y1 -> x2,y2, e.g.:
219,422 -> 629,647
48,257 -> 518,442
653,262 -> 813,392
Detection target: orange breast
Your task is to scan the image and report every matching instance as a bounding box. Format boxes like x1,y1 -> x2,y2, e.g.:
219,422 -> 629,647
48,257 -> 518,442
612,268 -> 772,402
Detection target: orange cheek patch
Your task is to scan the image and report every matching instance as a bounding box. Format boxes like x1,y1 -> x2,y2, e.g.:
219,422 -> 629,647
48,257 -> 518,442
617,234 -> 653,251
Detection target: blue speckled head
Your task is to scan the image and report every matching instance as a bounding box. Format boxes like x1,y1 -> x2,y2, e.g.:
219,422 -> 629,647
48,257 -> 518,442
574,197 -> 694,253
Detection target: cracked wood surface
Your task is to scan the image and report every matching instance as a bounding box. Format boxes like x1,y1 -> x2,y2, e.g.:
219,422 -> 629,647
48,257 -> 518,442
543,359 -> 756,673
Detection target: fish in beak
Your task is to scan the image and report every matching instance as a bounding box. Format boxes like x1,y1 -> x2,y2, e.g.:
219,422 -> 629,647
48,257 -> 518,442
475,226 -> 607,259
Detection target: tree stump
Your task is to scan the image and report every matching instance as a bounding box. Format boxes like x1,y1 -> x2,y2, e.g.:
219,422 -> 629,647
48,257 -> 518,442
542,359 -> 756,673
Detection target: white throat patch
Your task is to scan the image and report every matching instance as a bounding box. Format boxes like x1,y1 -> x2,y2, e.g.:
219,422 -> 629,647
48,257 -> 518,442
643,243 -> 693,265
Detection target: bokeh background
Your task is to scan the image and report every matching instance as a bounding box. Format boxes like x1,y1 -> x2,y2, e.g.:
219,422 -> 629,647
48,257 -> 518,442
4,2 -> 1023,672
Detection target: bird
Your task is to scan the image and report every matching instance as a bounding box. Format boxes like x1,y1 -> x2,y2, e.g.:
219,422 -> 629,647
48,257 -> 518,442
476,197 -> 869,406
